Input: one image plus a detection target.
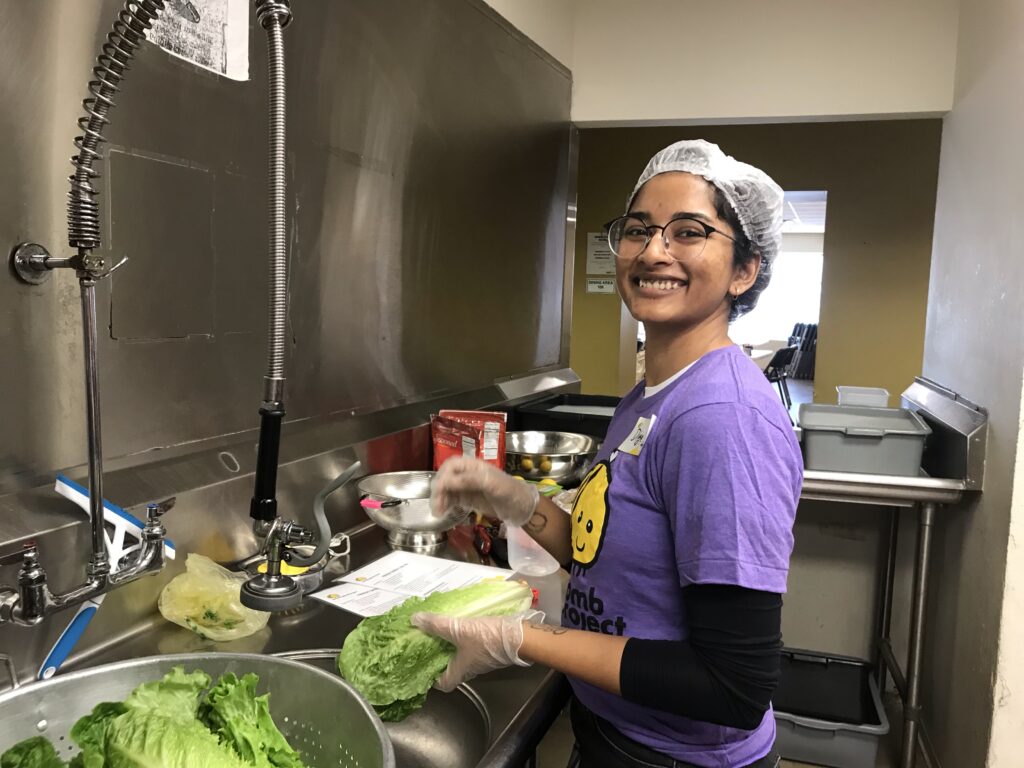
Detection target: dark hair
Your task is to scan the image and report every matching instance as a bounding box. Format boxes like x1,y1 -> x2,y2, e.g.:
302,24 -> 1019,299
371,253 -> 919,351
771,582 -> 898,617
712,186 -> 772,321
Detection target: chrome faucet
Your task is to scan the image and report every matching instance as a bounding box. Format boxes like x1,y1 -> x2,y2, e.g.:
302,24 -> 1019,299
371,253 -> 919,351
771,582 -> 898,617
0,499 -> 172,627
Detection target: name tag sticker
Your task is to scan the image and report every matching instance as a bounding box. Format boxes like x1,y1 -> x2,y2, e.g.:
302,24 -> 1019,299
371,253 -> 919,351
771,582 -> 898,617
617,415 -> 656,456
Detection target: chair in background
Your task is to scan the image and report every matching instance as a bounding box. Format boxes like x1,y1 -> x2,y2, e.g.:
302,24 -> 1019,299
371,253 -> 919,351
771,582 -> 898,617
763,345 -> 798,412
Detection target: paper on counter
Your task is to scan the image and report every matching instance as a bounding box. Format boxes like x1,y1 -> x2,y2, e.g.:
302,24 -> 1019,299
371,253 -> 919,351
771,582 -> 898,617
310,550 -> 514,618
310,582 -> 409,617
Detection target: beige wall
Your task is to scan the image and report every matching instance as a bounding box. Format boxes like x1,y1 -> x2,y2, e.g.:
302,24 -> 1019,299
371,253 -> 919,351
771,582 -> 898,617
481,0 -> 575,68
570,121 -> 942,409
486,0 -> 959,124
916,0 -> 1024,764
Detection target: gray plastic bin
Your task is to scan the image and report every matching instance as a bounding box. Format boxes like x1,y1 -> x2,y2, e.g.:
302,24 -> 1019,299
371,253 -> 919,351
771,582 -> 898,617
774,650 -> 890,768
798,404 -> 931,476
836,386 -> 890,408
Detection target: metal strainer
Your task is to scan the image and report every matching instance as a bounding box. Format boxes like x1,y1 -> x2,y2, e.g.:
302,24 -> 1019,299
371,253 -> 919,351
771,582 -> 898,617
0,652 -> 395,768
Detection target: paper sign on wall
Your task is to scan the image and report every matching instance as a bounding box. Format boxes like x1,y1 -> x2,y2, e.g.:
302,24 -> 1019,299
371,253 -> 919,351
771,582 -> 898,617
586,232 -> 616,275
586,278 -> 616,294
150,0 -> 250,81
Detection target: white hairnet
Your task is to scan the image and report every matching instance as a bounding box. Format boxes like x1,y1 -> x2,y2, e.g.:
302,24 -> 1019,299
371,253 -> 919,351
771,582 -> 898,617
629,139 -> 784,263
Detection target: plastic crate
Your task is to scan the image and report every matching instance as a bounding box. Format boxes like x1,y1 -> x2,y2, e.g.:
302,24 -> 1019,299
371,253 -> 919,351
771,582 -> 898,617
836,386 -> 890,408
774,649 -> 890,768
514,394 -> 620,440
798,404 -> 931,476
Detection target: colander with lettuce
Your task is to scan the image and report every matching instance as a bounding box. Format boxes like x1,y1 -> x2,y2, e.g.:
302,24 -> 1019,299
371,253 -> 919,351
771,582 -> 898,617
338,579 -> 534,722
0,667 -> 305,768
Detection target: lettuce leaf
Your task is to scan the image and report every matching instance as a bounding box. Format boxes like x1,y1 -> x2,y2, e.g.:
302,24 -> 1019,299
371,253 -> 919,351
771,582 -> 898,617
199,673 -> 304,768
105,712 -> 248,768
69,701 -> 128,768
338,579 -> 533,721
122,668 -> 211,723
0,736 -> 65,768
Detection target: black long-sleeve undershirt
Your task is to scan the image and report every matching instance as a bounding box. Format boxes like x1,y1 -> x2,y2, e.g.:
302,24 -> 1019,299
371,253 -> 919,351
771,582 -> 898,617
619,584 -> 782,730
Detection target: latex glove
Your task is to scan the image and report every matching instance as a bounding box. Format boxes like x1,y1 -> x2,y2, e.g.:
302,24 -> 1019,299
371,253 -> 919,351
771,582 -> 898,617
410,610 -> 543,692
430,455 -> 539,526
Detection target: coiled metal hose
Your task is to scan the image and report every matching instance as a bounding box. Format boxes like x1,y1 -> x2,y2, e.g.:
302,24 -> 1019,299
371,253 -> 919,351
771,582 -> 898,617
68,0 -> 166,254
257,0 -> 292,404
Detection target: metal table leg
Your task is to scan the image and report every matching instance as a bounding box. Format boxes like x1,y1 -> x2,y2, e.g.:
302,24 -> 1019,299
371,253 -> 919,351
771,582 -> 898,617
876,506 -> 900,696
901,502 -> 936,768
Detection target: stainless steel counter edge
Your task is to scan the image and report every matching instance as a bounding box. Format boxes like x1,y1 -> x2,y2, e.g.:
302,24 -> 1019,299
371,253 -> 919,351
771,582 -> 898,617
475,669 -> 572,768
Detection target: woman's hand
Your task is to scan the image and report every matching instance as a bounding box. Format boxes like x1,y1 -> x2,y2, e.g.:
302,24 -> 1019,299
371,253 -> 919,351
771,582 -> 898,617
410,610 -> 543,691
430,456 -> 539,526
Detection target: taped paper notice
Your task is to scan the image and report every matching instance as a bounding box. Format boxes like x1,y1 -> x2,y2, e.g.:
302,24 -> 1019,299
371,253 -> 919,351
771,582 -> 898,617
586,232 -> 616,275
150,0 -> 250,81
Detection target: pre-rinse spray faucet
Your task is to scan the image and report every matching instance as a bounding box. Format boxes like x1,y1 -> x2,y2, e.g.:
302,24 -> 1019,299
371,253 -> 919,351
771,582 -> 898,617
4,0 -> 339,626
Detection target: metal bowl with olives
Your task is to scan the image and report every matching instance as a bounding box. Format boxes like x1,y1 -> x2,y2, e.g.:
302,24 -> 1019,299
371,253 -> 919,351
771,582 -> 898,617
505,431 -> 600,488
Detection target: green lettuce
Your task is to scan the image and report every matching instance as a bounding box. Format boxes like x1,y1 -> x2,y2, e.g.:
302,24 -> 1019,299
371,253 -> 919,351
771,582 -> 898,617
199,673 -> 303,768
338,579 -> 533,721
69,701 -> 128,768
122,668 -> 211,722
105,713 -> 248,768
0,737 -> 64,768
1,668 -> 306,768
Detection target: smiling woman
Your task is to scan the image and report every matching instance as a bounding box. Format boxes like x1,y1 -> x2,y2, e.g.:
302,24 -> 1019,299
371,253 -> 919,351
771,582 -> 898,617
420,140 -> 802,768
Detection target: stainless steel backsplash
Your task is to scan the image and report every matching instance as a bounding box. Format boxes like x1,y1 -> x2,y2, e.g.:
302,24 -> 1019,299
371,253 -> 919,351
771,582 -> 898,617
0,0 -> 574,673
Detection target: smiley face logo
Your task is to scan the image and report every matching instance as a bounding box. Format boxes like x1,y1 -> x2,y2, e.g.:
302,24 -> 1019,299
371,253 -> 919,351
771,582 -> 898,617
571,461 -> 610,567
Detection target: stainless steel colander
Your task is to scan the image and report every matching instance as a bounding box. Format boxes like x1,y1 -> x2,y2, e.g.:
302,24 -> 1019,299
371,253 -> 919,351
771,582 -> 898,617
0,653 -> 395,768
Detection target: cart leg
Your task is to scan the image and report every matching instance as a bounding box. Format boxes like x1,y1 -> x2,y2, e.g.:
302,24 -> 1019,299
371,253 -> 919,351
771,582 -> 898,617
901,502 -> 935,768
877,506 -> 900,696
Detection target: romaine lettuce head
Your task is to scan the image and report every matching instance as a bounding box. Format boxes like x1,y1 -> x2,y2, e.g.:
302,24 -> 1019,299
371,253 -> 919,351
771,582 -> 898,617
338,579 -> 532,721
199,672 -> 304,768
0,736 -> 65,768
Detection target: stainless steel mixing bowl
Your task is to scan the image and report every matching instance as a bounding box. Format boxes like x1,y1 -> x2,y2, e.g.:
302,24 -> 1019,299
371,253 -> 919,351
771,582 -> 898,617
0,652 -> 395,768
505,431 -> 600,487
357,471 -> 468,551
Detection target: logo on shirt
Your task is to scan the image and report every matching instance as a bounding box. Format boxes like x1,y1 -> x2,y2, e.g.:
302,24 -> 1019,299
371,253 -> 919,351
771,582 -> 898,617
564,461 -> 628,636
571,461 -> 611,568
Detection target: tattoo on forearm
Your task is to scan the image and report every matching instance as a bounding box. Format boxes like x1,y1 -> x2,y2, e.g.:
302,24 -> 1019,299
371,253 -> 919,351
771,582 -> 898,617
524,510 -> 548,534
529,623 -> 568,635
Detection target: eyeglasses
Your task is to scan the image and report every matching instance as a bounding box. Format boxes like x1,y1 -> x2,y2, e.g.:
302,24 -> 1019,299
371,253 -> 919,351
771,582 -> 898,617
604,215 -> 738,262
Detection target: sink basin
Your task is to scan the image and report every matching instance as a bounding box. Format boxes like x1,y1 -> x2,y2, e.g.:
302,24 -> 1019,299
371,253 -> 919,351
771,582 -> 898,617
275,649 -> 491,768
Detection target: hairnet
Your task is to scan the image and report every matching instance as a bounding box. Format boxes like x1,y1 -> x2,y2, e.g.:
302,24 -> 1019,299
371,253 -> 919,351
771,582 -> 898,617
628,139 -> 784,263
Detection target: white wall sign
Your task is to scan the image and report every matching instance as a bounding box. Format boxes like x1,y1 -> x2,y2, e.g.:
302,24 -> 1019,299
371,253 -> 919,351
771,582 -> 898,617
586,278 -> 616,294
586,232 -> 616,275
150,0 -> 250,81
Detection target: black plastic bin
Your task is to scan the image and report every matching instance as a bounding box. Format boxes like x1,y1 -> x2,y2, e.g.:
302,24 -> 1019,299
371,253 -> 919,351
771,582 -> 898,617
773,649 -> 890,768
514,394 -> 620,440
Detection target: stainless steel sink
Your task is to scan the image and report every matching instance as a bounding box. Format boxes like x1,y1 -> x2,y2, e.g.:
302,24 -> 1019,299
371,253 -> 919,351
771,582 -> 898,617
276,649 -> 492,768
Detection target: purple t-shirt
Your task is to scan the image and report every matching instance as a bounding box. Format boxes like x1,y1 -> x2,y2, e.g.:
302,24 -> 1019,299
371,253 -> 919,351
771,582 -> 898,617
562,345 -> 802,768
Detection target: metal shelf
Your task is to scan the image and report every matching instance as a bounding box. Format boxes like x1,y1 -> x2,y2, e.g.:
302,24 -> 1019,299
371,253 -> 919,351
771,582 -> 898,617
801,470 -> 966,508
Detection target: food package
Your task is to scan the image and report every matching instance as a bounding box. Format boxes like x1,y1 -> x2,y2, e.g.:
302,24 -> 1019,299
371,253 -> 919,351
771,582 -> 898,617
437,409 -> 507,470
158,553 -> 270,641
431,415 -> 481,471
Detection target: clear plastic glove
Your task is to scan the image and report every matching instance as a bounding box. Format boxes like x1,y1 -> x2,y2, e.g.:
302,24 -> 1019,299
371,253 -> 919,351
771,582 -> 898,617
410,610 -> 544,691
430,455 -> 539,526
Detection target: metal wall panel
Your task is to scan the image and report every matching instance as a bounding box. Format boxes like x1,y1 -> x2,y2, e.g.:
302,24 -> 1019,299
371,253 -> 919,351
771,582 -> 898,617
0,0 -> 572,495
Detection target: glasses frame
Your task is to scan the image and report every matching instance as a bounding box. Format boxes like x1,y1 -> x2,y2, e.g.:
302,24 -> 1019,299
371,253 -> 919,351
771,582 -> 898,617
603,214 -> 738,261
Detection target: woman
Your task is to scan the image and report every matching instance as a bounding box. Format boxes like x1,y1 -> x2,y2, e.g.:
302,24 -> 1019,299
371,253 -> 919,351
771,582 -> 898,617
416,140 -> 802,768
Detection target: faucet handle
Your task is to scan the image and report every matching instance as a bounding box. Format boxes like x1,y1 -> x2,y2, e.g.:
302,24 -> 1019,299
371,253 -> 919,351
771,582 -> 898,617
0,542 -> 37,568
146,498 -> 176,520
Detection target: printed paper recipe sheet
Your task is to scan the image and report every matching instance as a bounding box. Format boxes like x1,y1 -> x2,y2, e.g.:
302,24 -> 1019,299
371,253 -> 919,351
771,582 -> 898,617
311,550 -> 513,617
